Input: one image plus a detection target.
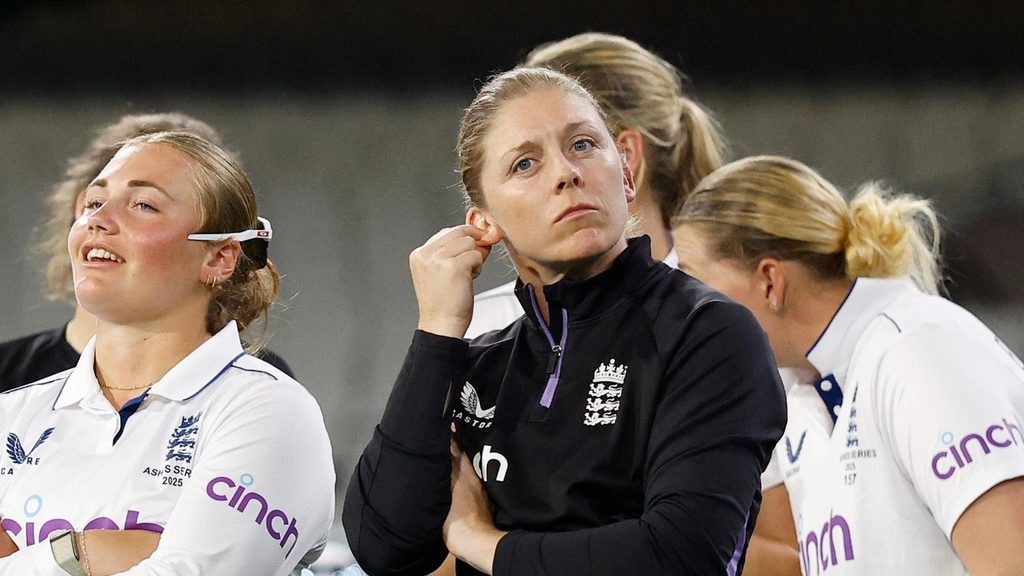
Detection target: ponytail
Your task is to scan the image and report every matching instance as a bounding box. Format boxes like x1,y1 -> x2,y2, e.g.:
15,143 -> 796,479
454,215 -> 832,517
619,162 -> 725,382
669,97 -> 727,225
676,156 -> 944,293
846,183 -> 942,294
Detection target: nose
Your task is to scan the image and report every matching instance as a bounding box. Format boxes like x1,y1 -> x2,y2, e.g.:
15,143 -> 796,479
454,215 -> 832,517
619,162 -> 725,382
85,203 -> 118,234
554,153 -> 583,193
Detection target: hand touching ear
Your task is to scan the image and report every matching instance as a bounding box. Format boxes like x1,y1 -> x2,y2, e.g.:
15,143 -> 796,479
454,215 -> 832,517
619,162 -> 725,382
410,222 -> 498,339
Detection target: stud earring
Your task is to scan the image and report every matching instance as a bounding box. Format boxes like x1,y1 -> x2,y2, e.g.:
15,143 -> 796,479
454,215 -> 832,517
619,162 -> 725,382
205,275 -> 219,289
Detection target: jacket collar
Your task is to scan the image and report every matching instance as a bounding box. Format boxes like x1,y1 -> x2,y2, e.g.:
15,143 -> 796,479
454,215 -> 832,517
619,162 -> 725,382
54,321 -> 245,411
513,235 -> 661,328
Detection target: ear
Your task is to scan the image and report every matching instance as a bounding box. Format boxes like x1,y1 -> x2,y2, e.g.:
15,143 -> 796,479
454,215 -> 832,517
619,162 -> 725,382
200,239 -> 243,287
466,206 -> 504,245
755,258 -> 787,313
621,161 -> 637,204
615,129 -> 645,177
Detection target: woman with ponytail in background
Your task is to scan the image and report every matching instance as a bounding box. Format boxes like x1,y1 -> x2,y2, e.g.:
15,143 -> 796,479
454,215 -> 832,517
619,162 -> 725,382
466,32 -> 726,337
674,155 -> 1024,575
0,132 -> 334,575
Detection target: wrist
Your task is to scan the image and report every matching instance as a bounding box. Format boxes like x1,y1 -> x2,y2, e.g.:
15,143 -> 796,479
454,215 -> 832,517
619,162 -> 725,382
452,525 -> 505,575
417,318 -> 469,339
49,530 -> 89,576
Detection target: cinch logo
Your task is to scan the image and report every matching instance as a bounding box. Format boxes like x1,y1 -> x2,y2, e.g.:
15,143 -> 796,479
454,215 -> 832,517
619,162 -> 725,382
931,417 -> 1024,480
5,427 -> 55,465
472,445 -> 508,482
206,474 -> 300,556
1,495 -> 162,546
785,431 -> 807,464
798,511 -> 855,575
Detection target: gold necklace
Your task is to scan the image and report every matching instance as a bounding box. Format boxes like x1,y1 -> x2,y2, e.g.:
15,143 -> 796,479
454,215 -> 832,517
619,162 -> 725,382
99,380 -> 154,391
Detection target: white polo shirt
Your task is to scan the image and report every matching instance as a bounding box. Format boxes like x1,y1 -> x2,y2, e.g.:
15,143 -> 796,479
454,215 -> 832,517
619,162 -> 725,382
771,277 -> 1024,575
0,322 -> 335,576
466,246 -> 680,338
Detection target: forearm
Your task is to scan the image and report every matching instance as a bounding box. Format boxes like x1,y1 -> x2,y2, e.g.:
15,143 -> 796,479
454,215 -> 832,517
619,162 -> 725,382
343,331 -> 468,575
79,530 -> 159,576
743,535 -> 800,576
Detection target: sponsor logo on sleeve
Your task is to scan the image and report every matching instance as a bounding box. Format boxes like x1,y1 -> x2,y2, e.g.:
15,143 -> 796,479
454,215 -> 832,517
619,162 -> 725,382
584,359 -> 626,426
930,416 -> 1024,480
5,427 -> 55,466
205,473 -> 302,557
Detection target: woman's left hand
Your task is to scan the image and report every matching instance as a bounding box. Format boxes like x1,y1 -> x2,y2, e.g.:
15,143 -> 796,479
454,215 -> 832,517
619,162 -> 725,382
443,439 -> 506,575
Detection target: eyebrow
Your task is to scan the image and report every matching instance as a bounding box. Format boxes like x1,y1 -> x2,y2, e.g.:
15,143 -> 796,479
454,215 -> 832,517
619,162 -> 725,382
86,178 -> 172,198
499,120 -> 603,165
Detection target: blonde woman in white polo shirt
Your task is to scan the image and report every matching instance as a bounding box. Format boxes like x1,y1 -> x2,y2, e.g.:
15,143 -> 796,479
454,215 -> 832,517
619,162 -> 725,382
674,155 -> 1024,575
0,132 -> 334,575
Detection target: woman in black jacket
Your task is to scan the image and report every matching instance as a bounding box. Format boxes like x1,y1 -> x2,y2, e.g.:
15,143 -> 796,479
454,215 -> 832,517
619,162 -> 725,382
343,66 -> 786,576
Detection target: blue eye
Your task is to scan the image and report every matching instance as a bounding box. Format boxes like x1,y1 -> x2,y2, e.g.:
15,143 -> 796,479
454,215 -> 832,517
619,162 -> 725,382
83,198 -> 104,210
134,201 -> 156,212
513,158 -> 534,173
572,139 -> 595,152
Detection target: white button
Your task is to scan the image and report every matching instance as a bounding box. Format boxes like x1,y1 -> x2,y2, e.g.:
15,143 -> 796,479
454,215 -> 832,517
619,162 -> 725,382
820,379 -> 833,392
832,404 -> 841,417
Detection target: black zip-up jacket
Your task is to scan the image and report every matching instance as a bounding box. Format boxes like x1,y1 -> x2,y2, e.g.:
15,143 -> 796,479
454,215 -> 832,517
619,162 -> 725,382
344,236 -> 787,575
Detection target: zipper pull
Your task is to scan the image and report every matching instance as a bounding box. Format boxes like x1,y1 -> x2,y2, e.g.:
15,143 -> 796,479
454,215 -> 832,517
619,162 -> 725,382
546,345 -> 563,375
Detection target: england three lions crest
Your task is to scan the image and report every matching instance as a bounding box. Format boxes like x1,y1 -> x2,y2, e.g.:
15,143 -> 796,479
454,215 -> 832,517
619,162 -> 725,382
584,359 -> 627,426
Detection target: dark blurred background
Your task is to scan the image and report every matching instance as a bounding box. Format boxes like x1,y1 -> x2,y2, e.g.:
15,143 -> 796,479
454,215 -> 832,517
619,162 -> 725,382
2,0 -> 1022,542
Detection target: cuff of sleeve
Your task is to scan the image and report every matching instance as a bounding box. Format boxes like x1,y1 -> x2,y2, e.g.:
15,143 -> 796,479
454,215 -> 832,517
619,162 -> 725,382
379,330 -> 468,452
492,530 -> 521,576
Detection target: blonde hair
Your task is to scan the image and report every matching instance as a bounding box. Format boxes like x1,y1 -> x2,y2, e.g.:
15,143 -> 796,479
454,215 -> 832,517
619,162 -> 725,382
35,113 -> 224,303
675,156 -> 942,294
526,32 -> 726,227
456,66 -> 610,207
121,132 -> 281,351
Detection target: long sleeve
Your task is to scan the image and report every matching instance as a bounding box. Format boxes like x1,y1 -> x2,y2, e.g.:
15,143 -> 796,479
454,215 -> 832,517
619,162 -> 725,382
493,301 -> 787,575
343,331 -> 468,576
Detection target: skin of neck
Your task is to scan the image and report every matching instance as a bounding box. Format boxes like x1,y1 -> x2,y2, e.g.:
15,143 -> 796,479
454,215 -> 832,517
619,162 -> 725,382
65,305 -> 97,353
508,234 -> 629,325
89,297 -> 213,409
628,185 -> 672,262
774,272 -> 854,374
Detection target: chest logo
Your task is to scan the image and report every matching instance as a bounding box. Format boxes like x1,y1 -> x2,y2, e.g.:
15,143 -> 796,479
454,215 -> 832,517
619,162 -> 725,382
472,445 -> 508,482
453,382 -> 495,429
6,427 -> 55,465
584,359 -> 627,427
785,431 -> 807,464
166,413 -> 201,463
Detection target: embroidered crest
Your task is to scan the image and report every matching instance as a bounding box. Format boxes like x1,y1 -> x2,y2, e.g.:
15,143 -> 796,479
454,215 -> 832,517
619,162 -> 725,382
165,413 -> 201,463
5,428 -> 55,465
584,359 -> 627,426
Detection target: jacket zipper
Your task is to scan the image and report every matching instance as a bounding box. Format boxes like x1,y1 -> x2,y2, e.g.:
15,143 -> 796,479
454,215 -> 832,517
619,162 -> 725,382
527,286 -> 568,408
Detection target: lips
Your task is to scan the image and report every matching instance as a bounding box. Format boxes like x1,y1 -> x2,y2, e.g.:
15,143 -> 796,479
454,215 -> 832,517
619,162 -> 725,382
555,203 -> 599,223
